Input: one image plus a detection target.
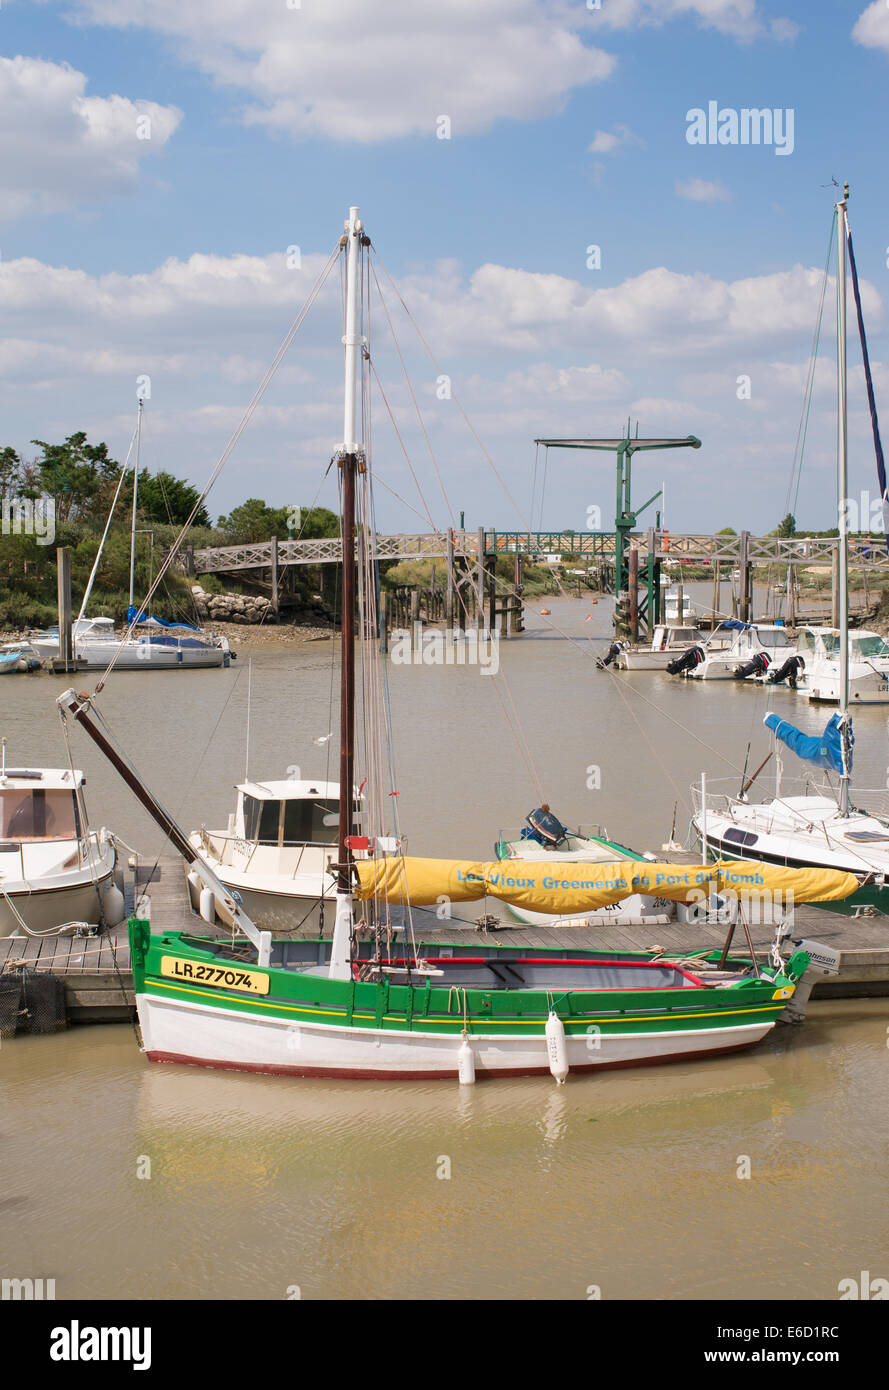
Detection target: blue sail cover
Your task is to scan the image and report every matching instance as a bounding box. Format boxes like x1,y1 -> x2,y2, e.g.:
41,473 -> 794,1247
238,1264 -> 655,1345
764,712 -> 852,775
127,605 -> 200,631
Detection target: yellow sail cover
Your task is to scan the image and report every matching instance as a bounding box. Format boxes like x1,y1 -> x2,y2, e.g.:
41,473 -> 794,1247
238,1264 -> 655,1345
354,857 -> 857,912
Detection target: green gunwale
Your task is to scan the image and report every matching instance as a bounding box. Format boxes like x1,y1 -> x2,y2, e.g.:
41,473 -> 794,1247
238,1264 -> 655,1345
130,921 -> 794,1037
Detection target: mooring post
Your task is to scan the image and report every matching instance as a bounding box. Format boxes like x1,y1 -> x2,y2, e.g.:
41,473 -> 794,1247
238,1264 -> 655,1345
739,530 -> 751,621
628,546 -> 639,641
270,535 -> 279,620
512,552 -> 523,634
446,529 -> 455,629
57,546 -> 73,672
476,527 -> 485,633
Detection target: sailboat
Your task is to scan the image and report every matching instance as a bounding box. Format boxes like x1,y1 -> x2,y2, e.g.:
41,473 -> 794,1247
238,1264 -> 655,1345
691,184 -> 889,911
29,401 -> 231,671
57,206 -> 857,1081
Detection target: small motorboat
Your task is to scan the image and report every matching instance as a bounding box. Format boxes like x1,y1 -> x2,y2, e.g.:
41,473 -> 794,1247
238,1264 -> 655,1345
494,805 -> 674,926
0,643 -> 41,674
0,754 -> 123,938
189,776 -> 365,933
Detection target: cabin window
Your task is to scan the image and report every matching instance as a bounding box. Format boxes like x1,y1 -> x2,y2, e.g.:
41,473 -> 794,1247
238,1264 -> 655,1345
242,795 -> 281,844
282,799 -> 341,845
243,795 -> 356,845
852,635 -> 889,657
723,827 -> 758,847
0,789 -> 79,841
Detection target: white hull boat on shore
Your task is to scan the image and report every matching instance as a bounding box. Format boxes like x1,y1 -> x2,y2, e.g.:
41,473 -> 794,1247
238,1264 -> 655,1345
0,761 -> 122,939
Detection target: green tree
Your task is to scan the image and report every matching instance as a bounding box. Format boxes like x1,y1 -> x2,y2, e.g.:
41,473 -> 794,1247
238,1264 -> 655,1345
30,433 -> 119,520
133,469 -> 210,528
774,513 -> 797,538
217,500 -> 338,543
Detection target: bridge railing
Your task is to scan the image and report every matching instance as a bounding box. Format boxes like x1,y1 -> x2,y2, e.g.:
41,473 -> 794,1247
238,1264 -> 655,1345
183,530 -> 889,574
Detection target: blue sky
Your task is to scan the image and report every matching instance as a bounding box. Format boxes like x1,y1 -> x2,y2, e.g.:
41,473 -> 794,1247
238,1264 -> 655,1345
1,0 -> 888,534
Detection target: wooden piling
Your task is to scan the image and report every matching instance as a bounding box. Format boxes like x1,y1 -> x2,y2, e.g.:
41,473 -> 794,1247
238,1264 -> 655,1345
270,535 -> 279,619
56,546 -> 74,672
628,547 -> 639,640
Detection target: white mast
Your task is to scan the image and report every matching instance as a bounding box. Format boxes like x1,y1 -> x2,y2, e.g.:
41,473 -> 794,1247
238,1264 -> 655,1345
128,395 -> 144,611
329,205 -> 365,982
342,205 -> 363,452
836,183 -> 851,817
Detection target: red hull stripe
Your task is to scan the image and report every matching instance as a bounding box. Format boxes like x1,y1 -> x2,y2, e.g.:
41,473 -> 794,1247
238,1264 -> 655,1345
145,1037 -> 759,1082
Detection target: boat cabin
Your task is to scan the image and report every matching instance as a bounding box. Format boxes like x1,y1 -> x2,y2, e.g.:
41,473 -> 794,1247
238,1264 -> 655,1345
230,779 -> 361,846
0,768 -> 85,844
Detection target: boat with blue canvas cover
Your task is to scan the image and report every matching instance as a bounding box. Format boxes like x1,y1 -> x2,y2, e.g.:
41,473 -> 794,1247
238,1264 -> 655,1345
691,184 -> 889,913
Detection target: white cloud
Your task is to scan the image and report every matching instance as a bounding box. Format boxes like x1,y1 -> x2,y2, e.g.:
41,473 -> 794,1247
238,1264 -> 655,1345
582,0 -> 795,42
0,55 -> 181,220
675,177 -> 732,203
588,123 -> 639,154
852,1 -> 889,54
0,244 -> 882,529
68,0 -> 616,142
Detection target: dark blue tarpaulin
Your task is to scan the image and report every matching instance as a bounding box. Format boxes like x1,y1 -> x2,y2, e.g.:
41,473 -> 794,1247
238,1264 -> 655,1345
127,605 -> 200,631
764,712 -> 852,776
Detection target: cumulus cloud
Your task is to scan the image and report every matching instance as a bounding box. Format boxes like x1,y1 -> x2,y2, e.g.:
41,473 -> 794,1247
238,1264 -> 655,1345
0,244 -> 881,528
581,0 -> 796,41
675,177 -> 731,203
68,0 -> 615,142
852,1 -> 889,54
588,124 -> 639,154
0,55 -> 181,220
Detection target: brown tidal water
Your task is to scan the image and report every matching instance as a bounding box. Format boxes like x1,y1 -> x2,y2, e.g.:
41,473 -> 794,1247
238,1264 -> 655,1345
1,596 -> 888,1300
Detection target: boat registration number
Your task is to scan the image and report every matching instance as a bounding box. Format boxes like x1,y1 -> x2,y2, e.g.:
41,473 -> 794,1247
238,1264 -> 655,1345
160,955 -> 270,995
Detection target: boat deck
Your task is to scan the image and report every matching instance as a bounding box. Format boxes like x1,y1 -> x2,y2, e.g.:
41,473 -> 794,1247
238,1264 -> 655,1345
0,856 -> 888,1029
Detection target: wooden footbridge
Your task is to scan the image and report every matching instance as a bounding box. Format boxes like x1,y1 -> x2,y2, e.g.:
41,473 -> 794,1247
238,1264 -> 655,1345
179,529 -> 888,638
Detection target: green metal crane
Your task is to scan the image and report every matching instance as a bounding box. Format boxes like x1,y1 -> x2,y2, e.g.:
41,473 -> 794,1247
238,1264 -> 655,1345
534,426 -> 702,634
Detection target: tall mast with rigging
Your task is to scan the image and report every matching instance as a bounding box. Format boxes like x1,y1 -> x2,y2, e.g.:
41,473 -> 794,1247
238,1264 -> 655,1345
836,183 -> 851,816
128,396 -> 144,611
330,206 -> 365,978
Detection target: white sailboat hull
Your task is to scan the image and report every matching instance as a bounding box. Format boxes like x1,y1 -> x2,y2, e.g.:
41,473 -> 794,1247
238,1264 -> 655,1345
805,665 -> 889,704
136,991 -> 775,1080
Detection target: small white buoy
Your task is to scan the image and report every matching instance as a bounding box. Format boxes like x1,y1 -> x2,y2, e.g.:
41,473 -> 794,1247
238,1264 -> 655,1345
102,883 -> 126,928
545,1011 -> 569,1084
457,1036 -> 476,1085
199,886 -> 216,924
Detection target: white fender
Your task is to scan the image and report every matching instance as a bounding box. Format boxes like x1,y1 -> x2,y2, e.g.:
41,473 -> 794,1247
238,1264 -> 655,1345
545,1011 -> 569,1084
101,883 -> 126,928
199,887 -> 216,924
457,1037 -> 476,1085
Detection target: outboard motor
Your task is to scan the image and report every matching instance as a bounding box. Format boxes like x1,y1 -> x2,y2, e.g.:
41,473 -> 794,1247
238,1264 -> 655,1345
596,640 -> 627,670
768,654 -> 805,689
734,652 -> 770,680
525,805 -> 568,848
667,645 -> 705,676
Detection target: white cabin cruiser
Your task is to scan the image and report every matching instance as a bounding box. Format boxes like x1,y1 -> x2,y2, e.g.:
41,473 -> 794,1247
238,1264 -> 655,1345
610,624 -> 702,670
28,615 -> 230,670
671,622 -> 797,681
796,627 -> 889,704
495,806 -> 674,926
190,777 -> 364,933
0,763 -> 121,938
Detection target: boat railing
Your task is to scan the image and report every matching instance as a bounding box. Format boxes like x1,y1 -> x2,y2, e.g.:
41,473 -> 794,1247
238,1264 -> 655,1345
496,823 -> 610,849
692,776 -> 889,825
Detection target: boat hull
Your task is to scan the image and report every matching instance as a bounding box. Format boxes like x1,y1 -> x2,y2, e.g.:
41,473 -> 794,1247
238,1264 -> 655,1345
0,868 -> 115,939
136,990 -> 776,1080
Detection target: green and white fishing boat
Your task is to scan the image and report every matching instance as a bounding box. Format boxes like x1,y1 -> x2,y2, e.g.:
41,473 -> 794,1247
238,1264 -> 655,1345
58,206 -> 856,1083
